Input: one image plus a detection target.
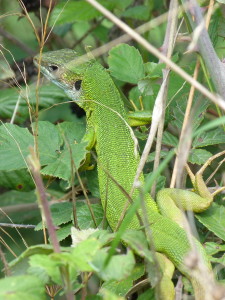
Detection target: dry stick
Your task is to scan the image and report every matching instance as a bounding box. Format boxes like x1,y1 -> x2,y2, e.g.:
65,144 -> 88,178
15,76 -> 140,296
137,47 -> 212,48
170,0 -> 215,188
151,0 -> 179,198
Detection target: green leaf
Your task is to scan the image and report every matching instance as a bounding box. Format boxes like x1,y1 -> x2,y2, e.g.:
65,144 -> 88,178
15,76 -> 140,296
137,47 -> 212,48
108,44 -> 145,84
101,264 -> 145,296
0,84 -> 66,123
122,230 -> 153,261
86,167 -> 100,198
0,123 -> 34,170
57,121 -> 86,144
162,131 -> 178,147
138,77 -> 154,96
0,190 -> 36,206
35,121 -> 61,166
36,202 -> 104,231
72,238 -> 101,271
9,245 -> 54,275
0,169 -> 34,191
50,2 -> 101,24
29,254 -> 62,285
41,142 -> 88,182
99,289 -> 125,300
122,5 -> 150,21
192,127 -> 225,148
56,223 -> 73,242
170,95 -> 209,131
50,0 -> 117,25
188,149 -> 212,165
195,203 -> 225,241
92,249 -> 135,281
77,202 -> 104,229
144,62 -> 165,78
0,122 -> 62,171
0,275 -> 46,300
137,289 -> 155,300
35,202 -> 73,230
205,242 -> 225,256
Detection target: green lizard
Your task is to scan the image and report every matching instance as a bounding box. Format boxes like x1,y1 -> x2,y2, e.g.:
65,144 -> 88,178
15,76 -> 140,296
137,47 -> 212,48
34,48 -> 223,300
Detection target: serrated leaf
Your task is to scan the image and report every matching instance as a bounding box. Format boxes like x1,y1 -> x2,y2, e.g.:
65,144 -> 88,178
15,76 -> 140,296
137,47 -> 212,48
0,121 -> 64,171
35,121 -> 61,166
56,223 -> 73,242
108,44 -> 145,84
35,202 -> 73,230
0,275 -> 46,300
188,149 -> 212,165
77,202 -> 104,229
162,131 -> 178,147
195,203 -> 225,241
192,127 -> 225,148
36,202 -> 104,231
41,142 -> 88,182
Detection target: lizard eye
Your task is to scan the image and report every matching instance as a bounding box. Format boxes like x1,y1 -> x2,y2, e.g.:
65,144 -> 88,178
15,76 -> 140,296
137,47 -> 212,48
74,80 -> 82,91
48,65 -> 58,72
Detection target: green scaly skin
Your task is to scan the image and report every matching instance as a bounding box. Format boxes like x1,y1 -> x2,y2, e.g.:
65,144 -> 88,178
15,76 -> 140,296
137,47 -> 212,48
34,49 -> 215,300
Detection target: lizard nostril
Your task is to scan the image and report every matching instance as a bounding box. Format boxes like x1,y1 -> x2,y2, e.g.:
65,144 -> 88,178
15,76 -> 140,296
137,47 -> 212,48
48,65 -> 58,72
74,80 -> 82,90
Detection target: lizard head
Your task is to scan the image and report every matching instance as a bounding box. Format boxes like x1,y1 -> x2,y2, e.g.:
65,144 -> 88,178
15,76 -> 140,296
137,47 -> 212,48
33,49 -> 94,102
